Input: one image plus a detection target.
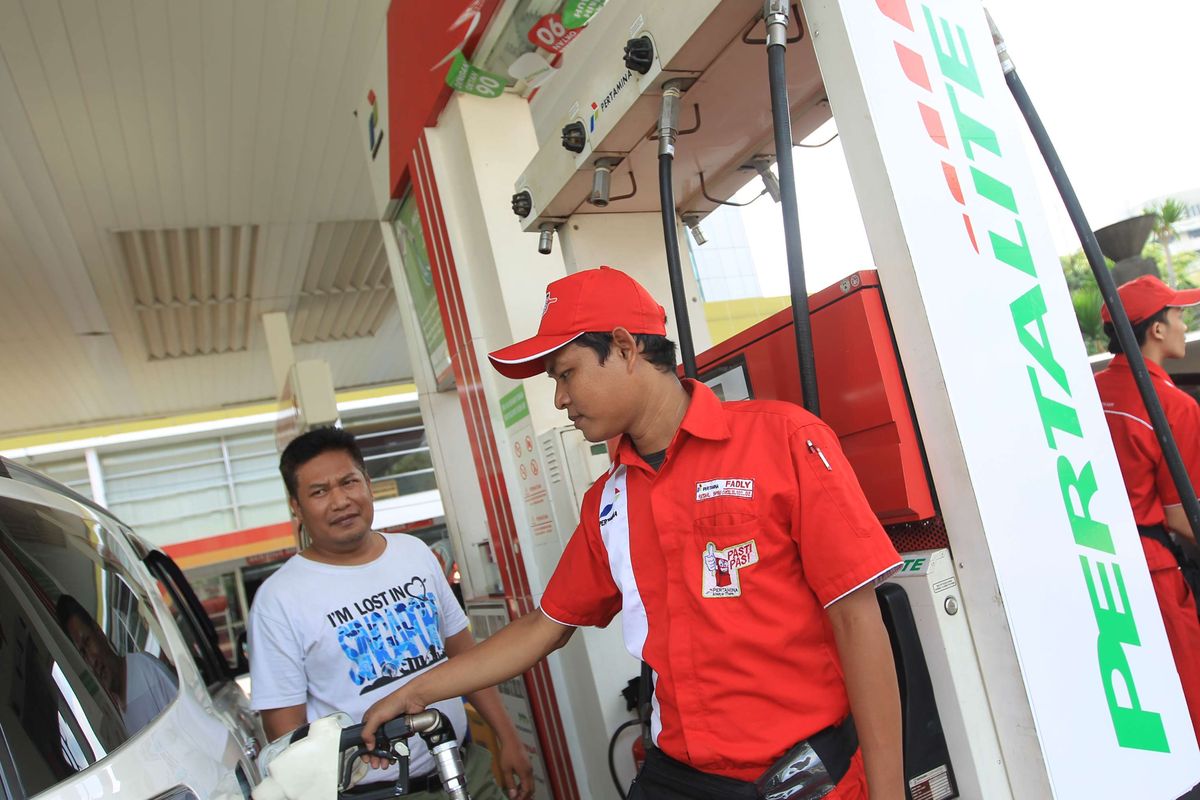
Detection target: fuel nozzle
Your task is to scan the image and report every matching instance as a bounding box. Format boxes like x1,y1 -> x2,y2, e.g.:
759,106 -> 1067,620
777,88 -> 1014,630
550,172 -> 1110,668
411,710 -> 469,800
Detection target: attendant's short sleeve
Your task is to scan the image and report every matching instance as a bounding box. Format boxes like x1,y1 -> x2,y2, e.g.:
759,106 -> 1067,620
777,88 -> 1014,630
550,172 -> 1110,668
791,422 -> 902,607
1158,395 -> 1200,507
540,513 -> 622,628
247,592 -> 308,711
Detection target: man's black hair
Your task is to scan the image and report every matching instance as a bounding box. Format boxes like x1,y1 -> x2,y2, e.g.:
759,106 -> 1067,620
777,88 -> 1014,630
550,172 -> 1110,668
574,332 -> 678,374
56,594 -> 95,632
279,426 -> 368,499
1104,307 -> 1170,355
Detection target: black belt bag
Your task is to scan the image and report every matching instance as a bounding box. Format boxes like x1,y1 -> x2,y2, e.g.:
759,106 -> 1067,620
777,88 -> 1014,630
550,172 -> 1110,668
630,716 -> 857,800
755,716 -> 858,800
1139,525 -> 1200,623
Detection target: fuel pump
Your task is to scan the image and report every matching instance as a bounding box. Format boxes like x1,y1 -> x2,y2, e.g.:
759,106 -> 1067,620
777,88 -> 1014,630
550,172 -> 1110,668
499,0 -> 1200,797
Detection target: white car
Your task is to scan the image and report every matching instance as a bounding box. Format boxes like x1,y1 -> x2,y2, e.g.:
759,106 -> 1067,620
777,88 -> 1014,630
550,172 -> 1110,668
0,457 -> 265,799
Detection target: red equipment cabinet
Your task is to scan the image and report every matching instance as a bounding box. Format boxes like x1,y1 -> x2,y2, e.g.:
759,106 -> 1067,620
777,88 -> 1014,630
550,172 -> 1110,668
695,270 -> 937,526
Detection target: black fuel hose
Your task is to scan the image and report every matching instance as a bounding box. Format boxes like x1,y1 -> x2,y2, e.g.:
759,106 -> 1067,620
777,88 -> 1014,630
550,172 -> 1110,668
991,18 -> 1200,538
659,154 -> 698,379
765,3 -> 820,416
608,718 -> 642,800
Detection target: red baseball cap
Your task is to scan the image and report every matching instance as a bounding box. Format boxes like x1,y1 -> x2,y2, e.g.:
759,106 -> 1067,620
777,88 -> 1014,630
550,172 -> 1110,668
1100,274 -> 1200,324
488,266 -> 667,379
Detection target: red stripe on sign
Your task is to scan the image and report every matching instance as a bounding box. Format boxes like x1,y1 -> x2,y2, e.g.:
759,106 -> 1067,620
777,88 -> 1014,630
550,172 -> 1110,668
918,103 -> 948,148
410,133 -> 580,800
876,0 -> 914,30
894,42 -> 930,91
941,162 -> 965,205
963,214 -> 980,253
162,521 -> 294,559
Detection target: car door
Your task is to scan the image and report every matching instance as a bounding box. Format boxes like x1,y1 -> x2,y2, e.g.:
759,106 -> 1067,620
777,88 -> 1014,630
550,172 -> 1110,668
140,546 -> 265,784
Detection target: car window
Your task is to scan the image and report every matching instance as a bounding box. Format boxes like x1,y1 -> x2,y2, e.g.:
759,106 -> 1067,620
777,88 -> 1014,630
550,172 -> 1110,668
144,550 -> 231,686
0,495 -> 180,796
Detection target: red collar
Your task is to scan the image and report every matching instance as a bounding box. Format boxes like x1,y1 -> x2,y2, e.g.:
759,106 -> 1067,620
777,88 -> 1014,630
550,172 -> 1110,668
1108,354 -> 1172,385
613,379 -> 731,469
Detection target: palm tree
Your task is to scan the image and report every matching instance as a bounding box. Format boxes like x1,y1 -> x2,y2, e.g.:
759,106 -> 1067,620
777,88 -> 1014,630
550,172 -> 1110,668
1144,197 -> 1187,287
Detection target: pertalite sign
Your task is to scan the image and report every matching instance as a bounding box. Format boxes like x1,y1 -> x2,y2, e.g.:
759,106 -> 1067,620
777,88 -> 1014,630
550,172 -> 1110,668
810,0 -> 1200,796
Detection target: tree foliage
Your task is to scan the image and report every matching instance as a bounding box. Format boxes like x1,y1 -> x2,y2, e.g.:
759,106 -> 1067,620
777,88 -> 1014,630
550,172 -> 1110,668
1061,211 -> 1197,354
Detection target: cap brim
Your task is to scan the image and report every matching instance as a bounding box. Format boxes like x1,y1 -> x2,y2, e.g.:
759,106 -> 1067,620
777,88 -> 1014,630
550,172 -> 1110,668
1169,288 -> 1200,309
487,332 -> 585,379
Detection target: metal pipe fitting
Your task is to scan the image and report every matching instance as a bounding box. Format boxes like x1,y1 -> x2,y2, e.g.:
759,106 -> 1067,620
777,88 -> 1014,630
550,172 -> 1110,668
682,214 -> 706,246
984,9 -> 1015,75
537,223 -> 556,255
590,159 -> 619,207
657,80 -> 686,158
752,158 -> 782,203
764,0 -> 790,48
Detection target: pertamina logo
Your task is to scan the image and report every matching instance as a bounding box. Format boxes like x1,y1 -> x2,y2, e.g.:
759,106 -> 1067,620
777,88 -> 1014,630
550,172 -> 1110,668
589,69 -> 632,133
599,487 -> 620,527
366,89 -> 384,160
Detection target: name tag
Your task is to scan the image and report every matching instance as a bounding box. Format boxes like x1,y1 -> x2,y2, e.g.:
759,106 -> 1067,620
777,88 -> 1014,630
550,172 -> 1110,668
695,477 -> 754,502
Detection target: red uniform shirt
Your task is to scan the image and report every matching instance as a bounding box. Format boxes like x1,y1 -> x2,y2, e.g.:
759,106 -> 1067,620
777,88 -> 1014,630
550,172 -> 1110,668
1094,354 -> 1200,744
1094,356 -> 1200,536
540,381 -> 901,781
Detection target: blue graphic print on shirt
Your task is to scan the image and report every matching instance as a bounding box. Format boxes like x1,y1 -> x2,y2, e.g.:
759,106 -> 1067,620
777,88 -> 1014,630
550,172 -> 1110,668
324,575 -> 447,694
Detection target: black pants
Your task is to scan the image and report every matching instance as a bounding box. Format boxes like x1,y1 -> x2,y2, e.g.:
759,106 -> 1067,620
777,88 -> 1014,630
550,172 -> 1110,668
627,748 -> 760,800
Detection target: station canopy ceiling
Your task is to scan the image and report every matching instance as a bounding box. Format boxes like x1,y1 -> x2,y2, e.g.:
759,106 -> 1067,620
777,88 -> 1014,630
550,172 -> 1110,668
0,0 -> 411,439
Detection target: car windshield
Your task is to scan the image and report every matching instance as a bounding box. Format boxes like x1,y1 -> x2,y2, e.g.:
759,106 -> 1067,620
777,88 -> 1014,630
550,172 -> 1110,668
0,493 -> 179,795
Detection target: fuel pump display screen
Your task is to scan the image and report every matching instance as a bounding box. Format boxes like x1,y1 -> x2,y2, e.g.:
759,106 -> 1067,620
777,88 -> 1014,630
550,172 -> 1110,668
700,355 -> 752,402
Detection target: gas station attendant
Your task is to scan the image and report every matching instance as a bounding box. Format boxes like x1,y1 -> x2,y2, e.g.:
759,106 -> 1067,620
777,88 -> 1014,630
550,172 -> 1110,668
362,267 -> 905,800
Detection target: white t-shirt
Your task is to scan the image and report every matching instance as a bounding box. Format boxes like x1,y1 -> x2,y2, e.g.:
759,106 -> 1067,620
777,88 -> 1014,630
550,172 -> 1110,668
249,533 -> 470,780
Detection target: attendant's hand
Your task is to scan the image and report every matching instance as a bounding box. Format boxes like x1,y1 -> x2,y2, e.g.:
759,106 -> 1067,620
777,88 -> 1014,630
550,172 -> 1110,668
496,732 -> 534,800
360,686 -> 428,769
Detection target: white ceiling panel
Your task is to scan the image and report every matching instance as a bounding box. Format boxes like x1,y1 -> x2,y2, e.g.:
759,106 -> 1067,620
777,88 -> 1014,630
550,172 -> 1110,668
0,0 -> 403,439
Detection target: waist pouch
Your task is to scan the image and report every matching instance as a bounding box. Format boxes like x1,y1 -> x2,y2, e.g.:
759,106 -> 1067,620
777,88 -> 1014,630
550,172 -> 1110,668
755,715 -> 858,800
634,717 -> 857,800
1139,524 -> 1200,622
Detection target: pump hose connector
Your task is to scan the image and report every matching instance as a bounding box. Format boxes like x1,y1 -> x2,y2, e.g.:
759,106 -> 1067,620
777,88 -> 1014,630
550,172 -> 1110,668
764,0 -> 790,48
983,9 -> 1015,75
657,81 -> 684,158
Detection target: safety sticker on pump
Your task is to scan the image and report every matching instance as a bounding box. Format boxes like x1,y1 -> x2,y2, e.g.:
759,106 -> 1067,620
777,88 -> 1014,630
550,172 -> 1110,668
909,764 -> 954,800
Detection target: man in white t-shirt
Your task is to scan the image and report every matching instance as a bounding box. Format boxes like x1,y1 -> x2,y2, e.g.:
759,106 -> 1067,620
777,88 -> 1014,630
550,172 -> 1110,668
249,427 -> 532,800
